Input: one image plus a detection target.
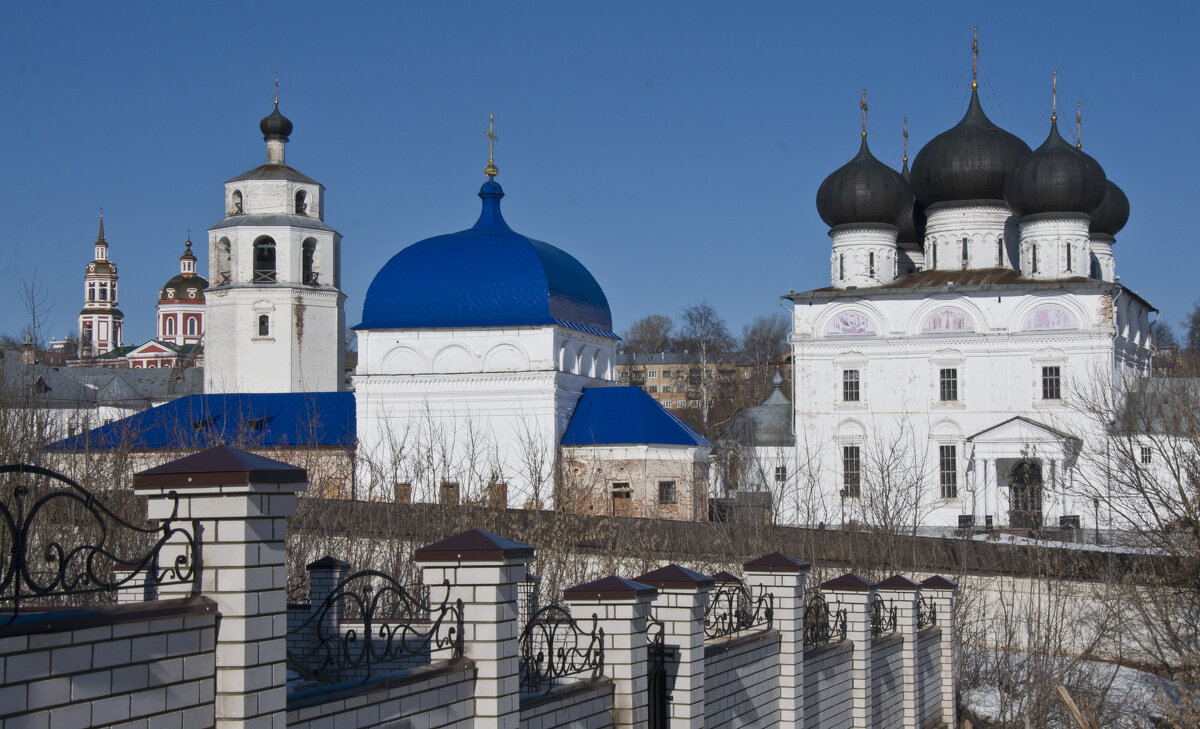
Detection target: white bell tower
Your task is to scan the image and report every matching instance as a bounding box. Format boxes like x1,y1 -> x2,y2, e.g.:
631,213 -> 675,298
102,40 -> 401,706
203,90 -> 346,394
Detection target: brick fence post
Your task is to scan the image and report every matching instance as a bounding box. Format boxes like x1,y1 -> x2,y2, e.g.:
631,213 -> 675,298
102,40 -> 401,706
877,575 -> 922,727
743,552 -> 810,728
134,445 -> 307,729
922,575 -> 958,726
414,529 -> 533,729
822,573 -> 877,729
635,564 -> 713,728
564,576 -> 656,729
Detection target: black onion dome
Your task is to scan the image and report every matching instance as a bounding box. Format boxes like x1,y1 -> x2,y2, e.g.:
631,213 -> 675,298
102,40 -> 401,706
1089,179 -> 1130,237
260,105 -> 293,142
896,161 -> 926,251
816,137 -> 909,227
1004,119 -> 1106,217
911,88 -> 1032,206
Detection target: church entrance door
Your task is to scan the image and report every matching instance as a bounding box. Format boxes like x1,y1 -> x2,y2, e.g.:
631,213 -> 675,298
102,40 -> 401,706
1008,459 -> 1044,530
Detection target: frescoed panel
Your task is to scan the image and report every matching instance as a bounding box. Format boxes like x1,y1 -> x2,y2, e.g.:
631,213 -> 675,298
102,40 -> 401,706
825,310 -> 877,336
1022,304 -> 1079,331
921,307 -> 973,334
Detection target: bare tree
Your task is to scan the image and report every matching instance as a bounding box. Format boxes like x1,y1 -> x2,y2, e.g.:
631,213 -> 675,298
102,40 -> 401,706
622,314 -> 673,356
677,301 -> 734,431
740,313 -> 789,403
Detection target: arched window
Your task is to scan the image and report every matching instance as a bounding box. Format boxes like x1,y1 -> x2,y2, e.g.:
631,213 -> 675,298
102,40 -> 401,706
231,189 -> 243,215
98,282 -> 108,301
868,252 -> 875,278
186,317 -> 197,336
258,315 -> 270,337
1066,244 -> 1073,272
165,317 -> 176,336
253,237 -> 276,283
302,238 -> 318,285
217,238 -> 232,284
295,190 -> 308,215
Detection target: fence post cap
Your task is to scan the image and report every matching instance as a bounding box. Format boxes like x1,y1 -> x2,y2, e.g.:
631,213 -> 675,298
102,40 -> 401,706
563,576 -> 657,601
744,552 -> 811,573
920,575 -> 958,591
876,575 -> 921,591
413,529 -> 534,563
820,573 -> 877,591
306,556 -> 350,571
635,564 -> 714,590
132,445 -> 307,490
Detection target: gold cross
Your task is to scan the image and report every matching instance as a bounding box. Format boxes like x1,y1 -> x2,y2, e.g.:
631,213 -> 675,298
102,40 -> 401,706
903,116 -> 909,163
859,89 -> 868,139
485,114 -> 499,178
971,26 -> 979,89
1076,101 -> 1082,149
1052,70 -> 1058,121
274,72 -> 279,106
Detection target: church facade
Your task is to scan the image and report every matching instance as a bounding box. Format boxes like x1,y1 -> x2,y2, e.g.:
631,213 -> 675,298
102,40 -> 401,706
785,75 -> 1153,532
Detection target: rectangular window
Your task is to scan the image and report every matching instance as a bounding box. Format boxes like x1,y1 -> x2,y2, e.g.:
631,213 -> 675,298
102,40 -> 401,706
774,466 -> 787,483
440,481 -> 460,505
676,400 -> 685,408
939,445 -> 958,499
689,399 -> 700,408
662,370 -> 672,378
1042,365 -> 1062,400
939,368 -> 958,402
648,385 -> 658,393
661,386 -> 671,393
648,370 -> 657,378
842,446 -> 861,497
843,369 -> 860,402
744,371 -> 752,380
1140,446 -> 1152,465
612,483 -> 632,516
658,481 -> 676,504
663,401 -> 671,409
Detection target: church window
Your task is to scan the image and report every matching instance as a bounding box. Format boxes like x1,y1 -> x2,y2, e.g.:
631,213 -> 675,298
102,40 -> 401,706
961,238 -> 969,268
302,238 -> 318,284
842,369 -> 860,402
932,244 -> 938,269
186,317 -> 197,336
1140,446 -> 1152,465
775,466 -> 787,483
98,282 -> 108,301
939,368 -> 958,401
253,237 -> 277,283
217,238 -> 232,284
1091,258 -> 1100,279
1041,365 -> 1062,400
998,236 -> 1005,266
231,189 -> 243,215
658,481 -> 676,504
295,189 -> 308,215
165,317 -> 176,336
1066,244 -> 1073,272
81,323 -> 92,345
439,482 -> 460,505
842,445 -> 861,497
868,252 -> 875,278
939,445 -> 958,499
258,314 -> 270,337
1031,244 -> 1039,274
839,254 -> 845,280
88,283 -> 96,301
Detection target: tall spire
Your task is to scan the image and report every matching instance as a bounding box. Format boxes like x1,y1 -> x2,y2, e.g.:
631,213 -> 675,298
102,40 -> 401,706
971,26 -> 979,90
1075,101 -> 1082,150
97,208 -> 105,244
484,114 -> 499,178
859,89 -> 868,139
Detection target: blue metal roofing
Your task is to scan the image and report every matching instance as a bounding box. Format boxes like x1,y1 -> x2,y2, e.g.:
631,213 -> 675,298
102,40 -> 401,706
48,392 -> 356,451
561,387 -> 713,448
357,180 -> 616,338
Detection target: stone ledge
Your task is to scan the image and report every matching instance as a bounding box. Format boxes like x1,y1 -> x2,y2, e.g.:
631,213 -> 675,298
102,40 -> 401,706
0,596 -> 218,638
286,657 -> 474,711
518,676 -> 613,711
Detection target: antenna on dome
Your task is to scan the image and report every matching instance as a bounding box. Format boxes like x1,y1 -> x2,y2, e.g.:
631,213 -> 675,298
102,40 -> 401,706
1075,101 -> 1082,149
902,116 -> 909,165
859,89 -> 868,139
971,26 -> 979,90
485,114 -> 499,178
1052,70 -> 1058,122
273,72 -> 279,107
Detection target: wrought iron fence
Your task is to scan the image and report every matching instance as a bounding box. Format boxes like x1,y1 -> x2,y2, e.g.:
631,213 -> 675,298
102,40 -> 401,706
703,581 -> 773,639
0,463 -> 201,620
870,595 -> 897,638
803,592 -> 847,648
917,595 -> 937,629
286,571 -> 463,683
518,603 -> 605,696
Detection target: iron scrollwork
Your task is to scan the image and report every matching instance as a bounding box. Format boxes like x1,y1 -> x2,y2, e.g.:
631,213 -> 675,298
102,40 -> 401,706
518,603 -> 605,696
803,592 -> 847,648
917,595 -> 937,629
0,463 -> 201,620
870,594 -> 898,638
704,581 -> 773,639
287,571 -> 463,683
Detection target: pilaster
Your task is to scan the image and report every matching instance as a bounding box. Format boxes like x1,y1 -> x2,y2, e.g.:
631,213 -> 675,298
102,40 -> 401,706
133,446 -> 308,729
415,529 -> 532,729
636,564 -> 713,728
743,553 -> 810,728
822,573 -> 877,728
563,576 -> 656,729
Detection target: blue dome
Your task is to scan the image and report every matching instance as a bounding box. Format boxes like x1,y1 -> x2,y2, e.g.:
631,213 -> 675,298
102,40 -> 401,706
358,180 -> 615,338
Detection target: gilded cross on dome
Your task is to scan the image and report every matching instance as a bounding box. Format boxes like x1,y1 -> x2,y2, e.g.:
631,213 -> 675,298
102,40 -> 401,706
485,114 -> 499,178
859,89 -> 868,139
971,26 -> 979,89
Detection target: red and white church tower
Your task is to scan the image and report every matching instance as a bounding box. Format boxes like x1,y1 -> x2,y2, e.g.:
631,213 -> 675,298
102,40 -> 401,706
77,213 -> 124,357
156,237 -> 208,345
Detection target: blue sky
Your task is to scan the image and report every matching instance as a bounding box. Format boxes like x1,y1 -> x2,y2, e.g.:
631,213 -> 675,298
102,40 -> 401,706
1,1 -> 1195,345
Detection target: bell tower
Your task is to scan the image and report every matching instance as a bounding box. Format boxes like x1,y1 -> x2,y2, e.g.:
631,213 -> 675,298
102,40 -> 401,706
203,89 -> 345,393
77,213 -> 124,357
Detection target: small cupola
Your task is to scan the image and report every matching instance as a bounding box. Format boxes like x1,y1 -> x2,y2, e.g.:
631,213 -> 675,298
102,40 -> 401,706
260,75 -> 292,164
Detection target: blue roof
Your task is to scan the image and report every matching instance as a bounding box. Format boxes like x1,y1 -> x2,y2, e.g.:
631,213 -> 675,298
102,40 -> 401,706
48,392 -> 356,451
357,179 -> 616,338
561,387 -> 712,447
